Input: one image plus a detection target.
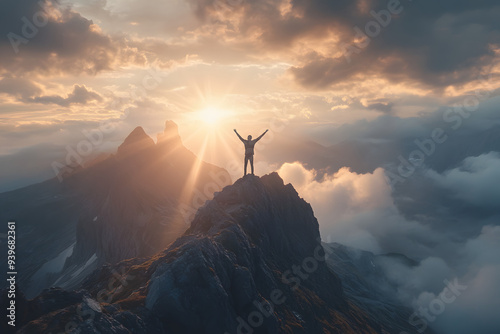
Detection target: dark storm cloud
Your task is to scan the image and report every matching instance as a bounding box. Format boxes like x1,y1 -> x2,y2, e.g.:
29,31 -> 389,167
190,0 -> 500,89
0,0 -> 145,75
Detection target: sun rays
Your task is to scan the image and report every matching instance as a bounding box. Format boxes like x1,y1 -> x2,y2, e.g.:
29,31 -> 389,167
156,79 -> 248,214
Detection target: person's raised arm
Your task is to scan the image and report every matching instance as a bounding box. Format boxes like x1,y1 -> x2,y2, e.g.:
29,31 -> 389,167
234,129 -> 244,142
255,129 -> 269,142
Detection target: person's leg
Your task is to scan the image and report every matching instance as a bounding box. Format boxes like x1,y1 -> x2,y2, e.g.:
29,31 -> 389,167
250,155 -> 254,175
244,155 -> 248,176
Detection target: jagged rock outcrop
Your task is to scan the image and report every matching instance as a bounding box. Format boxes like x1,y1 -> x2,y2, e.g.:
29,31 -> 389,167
11,173 -> 421,334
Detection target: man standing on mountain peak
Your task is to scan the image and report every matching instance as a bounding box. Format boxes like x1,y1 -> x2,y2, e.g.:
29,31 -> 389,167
234,129 -> 268,176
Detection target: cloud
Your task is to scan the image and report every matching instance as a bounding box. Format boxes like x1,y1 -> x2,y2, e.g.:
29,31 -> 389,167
363,100 -> 393,113
0,0 -> 145,75
416,226 -> 500,334
278,161 -> 500,334
277,162 -> 438,255
428,151 -> 500,208
377,255 -> 453,304
71,0 -> 199,38
188,0 -> 500,91
464,225 -> 500,267
0,76 -> 42,99
24,84 -> 103,107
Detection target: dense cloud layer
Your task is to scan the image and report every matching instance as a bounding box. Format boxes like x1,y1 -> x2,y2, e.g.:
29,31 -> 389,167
278,160 -> 500,334
278,162 -> 439,255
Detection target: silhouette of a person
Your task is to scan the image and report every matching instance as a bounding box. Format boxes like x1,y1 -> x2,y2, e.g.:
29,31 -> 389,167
234,129 -> 268,176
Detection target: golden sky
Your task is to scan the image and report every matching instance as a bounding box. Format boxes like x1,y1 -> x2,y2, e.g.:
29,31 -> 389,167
1,0 -> 500,189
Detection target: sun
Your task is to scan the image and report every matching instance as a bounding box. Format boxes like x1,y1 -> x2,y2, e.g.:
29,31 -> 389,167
197,106 -> 228,125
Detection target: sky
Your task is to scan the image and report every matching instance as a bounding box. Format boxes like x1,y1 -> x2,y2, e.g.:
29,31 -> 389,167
1,1 -> 500,333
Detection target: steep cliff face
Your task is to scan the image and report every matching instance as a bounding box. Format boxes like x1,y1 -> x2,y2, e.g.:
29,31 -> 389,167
6,173 -> 423,334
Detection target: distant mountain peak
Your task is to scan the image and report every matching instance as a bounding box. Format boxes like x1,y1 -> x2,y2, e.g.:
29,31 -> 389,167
163,120 -> 179,134
117,126 -> 155,156
124,126 -> 150,142
158,120 -> 182,147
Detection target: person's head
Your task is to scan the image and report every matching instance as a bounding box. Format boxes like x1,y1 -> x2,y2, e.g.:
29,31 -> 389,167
248,135 -> 252,140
